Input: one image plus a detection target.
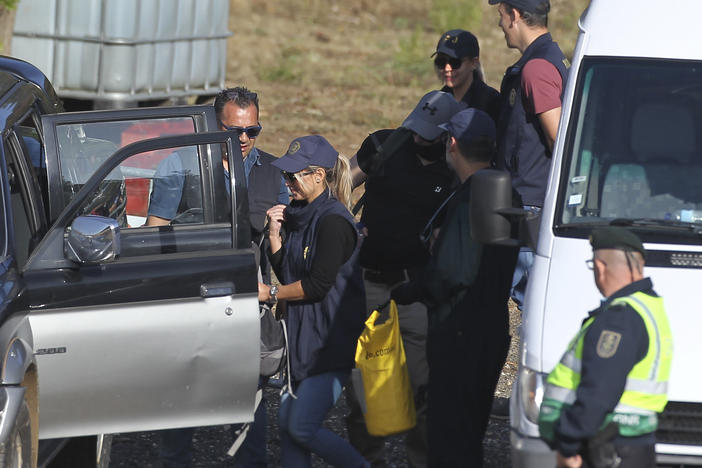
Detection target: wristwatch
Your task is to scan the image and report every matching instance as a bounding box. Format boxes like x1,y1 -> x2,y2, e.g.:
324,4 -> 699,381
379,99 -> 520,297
269,285 -> 279,304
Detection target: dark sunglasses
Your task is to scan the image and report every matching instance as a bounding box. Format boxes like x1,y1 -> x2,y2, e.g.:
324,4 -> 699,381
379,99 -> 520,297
434,56 -> 464,70
282,170 -> 314,183
219,122 -> 262,138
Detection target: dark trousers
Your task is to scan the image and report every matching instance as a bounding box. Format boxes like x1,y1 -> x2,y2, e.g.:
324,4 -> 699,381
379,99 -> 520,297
159,378 -> 268,468
426,311 -> 510,468
582,443 -> 656,468
230,393 -> 268,467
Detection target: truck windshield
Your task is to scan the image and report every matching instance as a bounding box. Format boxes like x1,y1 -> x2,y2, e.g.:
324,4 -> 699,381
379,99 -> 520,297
557,57 -> 702,240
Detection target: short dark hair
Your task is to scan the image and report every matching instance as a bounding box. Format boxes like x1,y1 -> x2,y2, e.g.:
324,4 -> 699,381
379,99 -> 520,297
214,87 -> 259,119
456,136 -> 496,163
506,1 -> 549,28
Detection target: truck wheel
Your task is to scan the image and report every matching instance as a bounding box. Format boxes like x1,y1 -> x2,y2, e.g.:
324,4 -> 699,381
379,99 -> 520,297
0,397 -> 32,468
47,435 -> 111,468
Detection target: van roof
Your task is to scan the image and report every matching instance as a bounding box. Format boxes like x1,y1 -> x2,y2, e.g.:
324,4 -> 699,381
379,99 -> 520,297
580,0 -> 701,60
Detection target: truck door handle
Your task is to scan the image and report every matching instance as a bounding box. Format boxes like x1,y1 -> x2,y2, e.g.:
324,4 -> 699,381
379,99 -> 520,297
200,282 -> 235,298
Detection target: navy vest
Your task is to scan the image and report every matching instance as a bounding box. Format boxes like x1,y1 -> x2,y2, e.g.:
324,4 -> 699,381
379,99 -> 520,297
496,33 -> 568,207
281,191 -> 366,383
248,150 -> 284,238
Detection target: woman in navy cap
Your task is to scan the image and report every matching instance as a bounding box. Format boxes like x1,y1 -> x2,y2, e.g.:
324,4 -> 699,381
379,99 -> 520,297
433,29 -> 501,123
259,135 -> 368,467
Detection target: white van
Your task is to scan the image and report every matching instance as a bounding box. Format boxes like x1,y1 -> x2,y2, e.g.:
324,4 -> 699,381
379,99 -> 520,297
508,0 -> 702,466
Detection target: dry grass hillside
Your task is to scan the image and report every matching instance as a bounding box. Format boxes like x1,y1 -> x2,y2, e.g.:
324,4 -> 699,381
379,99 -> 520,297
226,0 -> 590,158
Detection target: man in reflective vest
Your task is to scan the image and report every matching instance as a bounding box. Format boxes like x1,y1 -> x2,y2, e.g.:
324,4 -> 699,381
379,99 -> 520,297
539,227 -> 673,468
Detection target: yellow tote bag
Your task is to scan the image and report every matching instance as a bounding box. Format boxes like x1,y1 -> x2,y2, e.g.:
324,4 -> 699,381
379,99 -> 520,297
354,300 -> 416,436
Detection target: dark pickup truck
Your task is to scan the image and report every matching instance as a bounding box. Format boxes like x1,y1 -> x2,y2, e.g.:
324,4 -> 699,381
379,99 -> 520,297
0,56 -> 260,467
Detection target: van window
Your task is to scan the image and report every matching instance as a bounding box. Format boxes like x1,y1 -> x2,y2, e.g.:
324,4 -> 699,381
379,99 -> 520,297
558,58 -> 702,240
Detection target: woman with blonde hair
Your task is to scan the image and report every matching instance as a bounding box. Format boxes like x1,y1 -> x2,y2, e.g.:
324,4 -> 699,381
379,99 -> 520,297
433,29 -> 501,123
259,135 -> 368,467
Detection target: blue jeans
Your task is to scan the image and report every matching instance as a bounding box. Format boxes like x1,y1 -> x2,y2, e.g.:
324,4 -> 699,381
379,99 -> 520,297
279,370 -> 369,468
510,205 -> 541,309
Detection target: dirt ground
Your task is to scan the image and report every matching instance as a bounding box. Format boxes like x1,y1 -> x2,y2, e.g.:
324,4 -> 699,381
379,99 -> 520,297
225,0 -> 589,159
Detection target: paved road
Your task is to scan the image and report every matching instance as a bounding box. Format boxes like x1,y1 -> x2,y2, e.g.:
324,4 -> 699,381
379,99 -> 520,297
109,305 -> 522,467
109,386 -> 512,467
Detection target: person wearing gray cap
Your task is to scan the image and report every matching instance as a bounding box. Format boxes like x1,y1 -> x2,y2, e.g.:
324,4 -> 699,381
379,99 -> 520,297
390,109 -> 519,467
345,91 -> 460,467
432,29 -> 501,123
539,227 -> 672,468
488,0 -> 569,317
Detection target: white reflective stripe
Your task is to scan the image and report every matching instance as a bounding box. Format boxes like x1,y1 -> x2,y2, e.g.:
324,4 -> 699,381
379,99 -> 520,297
560,350 -> 582,373
544,385 -> 577,404
614,402 -> 657,415
624,377 -> 668,395
618,295 -> 661,381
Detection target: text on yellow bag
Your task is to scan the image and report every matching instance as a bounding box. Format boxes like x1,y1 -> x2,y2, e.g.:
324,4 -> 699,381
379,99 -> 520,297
354,300 -> 416,436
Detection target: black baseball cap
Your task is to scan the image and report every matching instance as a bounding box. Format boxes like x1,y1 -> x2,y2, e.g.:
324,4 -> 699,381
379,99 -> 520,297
273,135 -> 338,173
589,227 -> 646,258
488,0 -> 550,14
439,108 -> 496,147
433,29 -> 479,59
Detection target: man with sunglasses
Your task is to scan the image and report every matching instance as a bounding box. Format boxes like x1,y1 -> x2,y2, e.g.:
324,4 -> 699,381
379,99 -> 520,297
147,87 -> 288,238
432,29 -> 501,124
346,91 -> 460,467
155,87 -> 287,468
391,108 -> 519,467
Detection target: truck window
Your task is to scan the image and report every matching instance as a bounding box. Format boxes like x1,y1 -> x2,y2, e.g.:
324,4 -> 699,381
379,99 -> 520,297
74,144 -> 209,229
14,112 -> 49,220
558,58 -> 702,240
55,117 -> 196,211
4,132 -> 44,268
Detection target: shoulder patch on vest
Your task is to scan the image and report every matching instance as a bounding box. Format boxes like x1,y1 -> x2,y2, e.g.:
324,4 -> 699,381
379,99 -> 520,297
509,88 -> 517,107
596,330 -> 622,358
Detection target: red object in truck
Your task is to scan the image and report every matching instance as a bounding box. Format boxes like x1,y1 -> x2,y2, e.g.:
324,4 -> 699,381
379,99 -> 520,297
120,119 -> 195,218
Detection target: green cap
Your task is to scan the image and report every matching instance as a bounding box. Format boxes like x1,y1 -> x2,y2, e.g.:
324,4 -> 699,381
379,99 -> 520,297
589,227 -> 645,257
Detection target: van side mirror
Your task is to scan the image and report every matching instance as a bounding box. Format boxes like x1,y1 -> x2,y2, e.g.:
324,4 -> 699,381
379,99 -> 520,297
469,169 -> 540,249
65,215 -> 121,265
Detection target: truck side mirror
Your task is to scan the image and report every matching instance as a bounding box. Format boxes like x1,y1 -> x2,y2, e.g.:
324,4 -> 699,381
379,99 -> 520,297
470,169 -> 516,245
65,215 -> 121,265
469,169 -> 540,249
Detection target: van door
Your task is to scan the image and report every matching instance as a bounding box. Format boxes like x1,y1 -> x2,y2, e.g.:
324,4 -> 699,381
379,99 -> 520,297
20,130 -> 258,439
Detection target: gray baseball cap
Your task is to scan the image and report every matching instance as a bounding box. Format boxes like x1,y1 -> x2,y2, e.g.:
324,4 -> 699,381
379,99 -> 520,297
401,91 -> 461,141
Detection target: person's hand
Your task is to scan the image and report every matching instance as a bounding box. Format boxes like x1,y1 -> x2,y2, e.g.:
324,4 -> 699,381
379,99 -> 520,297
391,282 -> 418,305
258,282 -> 270,303
556,452 -> 582,468
266,204 -> 286,237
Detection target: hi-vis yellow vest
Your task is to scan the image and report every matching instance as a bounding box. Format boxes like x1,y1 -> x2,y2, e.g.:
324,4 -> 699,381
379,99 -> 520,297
539,291 -> 673,441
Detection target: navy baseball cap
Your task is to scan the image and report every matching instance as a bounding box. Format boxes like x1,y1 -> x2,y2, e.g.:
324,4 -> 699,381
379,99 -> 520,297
433,30 -> 479,59
401,91 -> 461,141
439,108 -> 496,147
272,135 -> 338,173
488,0 -> 550,14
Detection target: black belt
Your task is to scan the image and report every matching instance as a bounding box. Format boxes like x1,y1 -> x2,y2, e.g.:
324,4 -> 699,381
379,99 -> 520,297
363,269 -> 410,285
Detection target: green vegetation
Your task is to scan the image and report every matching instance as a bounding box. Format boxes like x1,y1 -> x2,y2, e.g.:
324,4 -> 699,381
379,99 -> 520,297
429,0 -> 482,34
391,26 -> 435,87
